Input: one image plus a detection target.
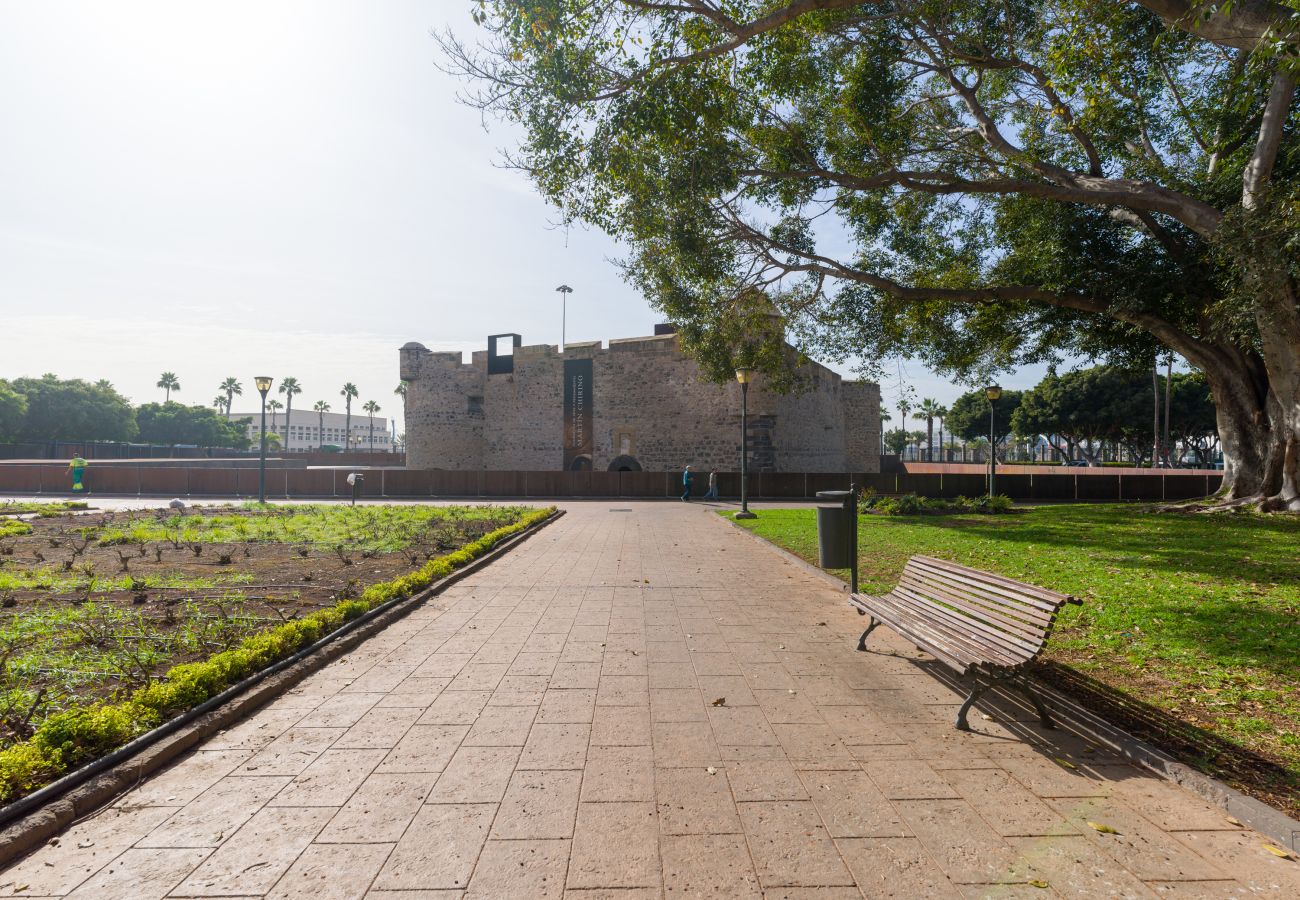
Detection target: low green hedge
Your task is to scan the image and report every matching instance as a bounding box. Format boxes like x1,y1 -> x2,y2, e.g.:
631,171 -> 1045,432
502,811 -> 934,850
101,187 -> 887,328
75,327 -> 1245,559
862,492 -> 1013,516
0,521 -> 33,539
0,506 -> 555,803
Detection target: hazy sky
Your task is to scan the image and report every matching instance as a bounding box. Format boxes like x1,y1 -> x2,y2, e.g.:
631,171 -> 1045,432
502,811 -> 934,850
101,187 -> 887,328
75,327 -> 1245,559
1,1 -> 1052,434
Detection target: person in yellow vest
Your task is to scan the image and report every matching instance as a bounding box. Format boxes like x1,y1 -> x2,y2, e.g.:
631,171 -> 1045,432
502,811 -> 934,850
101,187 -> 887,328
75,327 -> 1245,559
68,455 -> 88,492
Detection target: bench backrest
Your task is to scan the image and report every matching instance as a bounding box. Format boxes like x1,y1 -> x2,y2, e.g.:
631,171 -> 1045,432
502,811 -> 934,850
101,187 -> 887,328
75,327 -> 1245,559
895,556 -> 1080,666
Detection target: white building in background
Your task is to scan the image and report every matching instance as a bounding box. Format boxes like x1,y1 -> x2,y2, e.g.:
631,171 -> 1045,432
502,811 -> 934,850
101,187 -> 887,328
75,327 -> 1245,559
226,409 -> 394,453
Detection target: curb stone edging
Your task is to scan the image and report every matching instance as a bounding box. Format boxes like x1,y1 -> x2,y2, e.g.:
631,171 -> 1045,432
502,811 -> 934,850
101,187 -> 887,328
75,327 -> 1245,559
0,507 -> 564,868
719,511 -> 1300,853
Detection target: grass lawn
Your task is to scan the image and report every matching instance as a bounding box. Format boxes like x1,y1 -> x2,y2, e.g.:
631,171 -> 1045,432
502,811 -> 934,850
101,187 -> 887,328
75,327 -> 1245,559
730,504 -> 1300,815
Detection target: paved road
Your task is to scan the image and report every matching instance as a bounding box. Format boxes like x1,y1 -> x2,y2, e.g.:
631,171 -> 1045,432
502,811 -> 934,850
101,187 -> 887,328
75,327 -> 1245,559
1,503 -> 1295,898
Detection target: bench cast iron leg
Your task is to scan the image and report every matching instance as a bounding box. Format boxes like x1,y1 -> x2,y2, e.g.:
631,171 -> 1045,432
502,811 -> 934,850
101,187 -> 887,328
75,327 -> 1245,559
856,618 -> 880,652
955,676 -> 1000,731
1011,677 -> 1056,729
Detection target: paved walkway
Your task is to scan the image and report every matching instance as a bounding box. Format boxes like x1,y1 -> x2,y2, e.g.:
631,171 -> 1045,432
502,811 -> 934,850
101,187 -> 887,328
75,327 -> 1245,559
2,503 -> 1296,898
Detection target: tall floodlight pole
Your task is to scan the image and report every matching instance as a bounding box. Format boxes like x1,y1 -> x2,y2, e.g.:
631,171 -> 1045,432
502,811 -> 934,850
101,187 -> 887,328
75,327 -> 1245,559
985,385 -> 1001,496
555,284 -> 573,351
734,368 -> 756,519
255,376 -> 273,504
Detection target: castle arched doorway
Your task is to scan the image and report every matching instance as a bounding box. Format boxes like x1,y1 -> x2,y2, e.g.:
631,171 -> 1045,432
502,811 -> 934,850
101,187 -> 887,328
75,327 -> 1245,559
608,455 -> 642,472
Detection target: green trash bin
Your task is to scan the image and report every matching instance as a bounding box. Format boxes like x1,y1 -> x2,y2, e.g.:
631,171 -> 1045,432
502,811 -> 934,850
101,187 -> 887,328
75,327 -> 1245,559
815,490 -> 854,569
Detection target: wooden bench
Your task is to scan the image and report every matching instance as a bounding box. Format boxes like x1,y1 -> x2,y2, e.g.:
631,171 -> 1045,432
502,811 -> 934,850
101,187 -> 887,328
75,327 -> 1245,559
849,555 -> 1081,731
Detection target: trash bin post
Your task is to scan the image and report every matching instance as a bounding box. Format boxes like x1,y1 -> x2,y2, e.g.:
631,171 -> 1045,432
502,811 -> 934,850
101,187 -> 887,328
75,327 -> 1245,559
848,483 -> 858,594
346,472 -> 364,506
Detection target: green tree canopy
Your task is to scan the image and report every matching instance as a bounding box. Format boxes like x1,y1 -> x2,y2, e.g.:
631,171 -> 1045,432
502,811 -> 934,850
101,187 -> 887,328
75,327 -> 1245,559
946,389 -> 1023,445
0,380 -> 27,441
449,0 -> 1300,507
10,375 -> 137,442
135,403 -> 251,449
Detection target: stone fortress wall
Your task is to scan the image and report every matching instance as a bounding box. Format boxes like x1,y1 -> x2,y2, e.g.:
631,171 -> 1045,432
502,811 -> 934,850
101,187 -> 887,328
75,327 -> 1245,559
400,331 -> 881,473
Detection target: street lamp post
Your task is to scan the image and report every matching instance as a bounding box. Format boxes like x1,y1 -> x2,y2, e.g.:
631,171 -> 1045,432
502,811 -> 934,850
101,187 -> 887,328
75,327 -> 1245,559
985,385 -> 1001,496
734,368 -> 756,520
255,376 -> 273,504
555,284 -> 573,351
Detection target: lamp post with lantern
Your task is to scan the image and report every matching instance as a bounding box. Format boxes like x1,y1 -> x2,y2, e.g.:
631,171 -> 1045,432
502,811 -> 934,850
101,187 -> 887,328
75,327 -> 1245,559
255,376 -> 273,504
985,385 -> 1002,496
734,367 -> 757,519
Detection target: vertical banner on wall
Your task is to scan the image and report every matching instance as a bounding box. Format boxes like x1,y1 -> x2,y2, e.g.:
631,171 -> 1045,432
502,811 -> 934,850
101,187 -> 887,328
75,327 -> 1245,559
563,358 -> 594,469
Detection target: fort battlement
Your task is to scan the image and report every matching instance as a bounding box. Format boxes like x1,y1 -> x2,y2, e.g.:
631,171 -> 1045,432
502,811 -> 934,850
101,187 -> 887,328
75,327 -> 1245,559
400,329 -> 880,473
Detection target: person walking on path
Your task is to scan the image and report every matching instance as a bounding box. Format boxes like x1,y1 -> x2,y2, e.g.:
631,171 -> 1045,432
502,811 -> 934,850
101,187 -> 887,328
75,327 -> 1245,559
703,469 -> 718,500
681,464 -> 693,501
67,455 -> 88,493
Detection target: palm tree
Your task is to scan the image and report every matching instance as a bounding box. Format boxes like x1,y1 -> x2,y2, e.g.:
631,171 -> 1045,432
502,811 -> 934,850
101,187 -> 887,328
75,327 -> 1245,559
394,383 -> 407,399
219,377 -> 242,415
935,405 -> 949,462
267,398 -> 283,437
212,395 -> 227,411
157,372 -> 180,402
313,400 -> 331,450
914,398 -> 943,461
362,400 -> 381,450
340,383 -> 359,449
278,377 -> 302,452
879,410 -> 891,455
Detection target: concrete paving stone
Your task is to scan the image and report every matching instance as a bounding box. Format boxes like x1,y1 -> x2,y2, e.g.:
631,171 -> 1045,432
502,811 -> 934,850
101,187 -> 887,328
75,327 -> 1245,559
799,770 -> 911,838
412,653 -> 474,679
265,841 -> 393,899
171,805 -> 334,896
775,653 -> 829,677
652,720 -> 722,767
523,631 -> 569,653
448,663 -> 510,692
596,675 -> 651,706
509,652 -> 562,676
204,706 -> 312,751
1139,881 -> 1250,898
380,677 -> 453,708
536,688 -> 598,724
752,689 -> 824,725
377,724 -> 470,774
464,838 -> 570,899
298,693 -> 384,729
772,724 -> 855,766
817,706 -> 903,745
759,888 -> 864,899
552,661 -> 604,689
645,625 -> 683,642
727,759 -> 812,802
736,801 -> 856,889
660,833 -> 761,898
567,802 -> 660,890
238,727 -> 347,776
334,706 -> 425,749
649,687 -> 708,722
941,768 -> 1082,838
791,676 -> 861,707
654,766 -> 742,835
836,836 -> 958,898
64,847 -> 210,900
561,643 -> 607,664
492,769 -> 582,839
647,662 -> 698,690
1003,835 -> 1157,898
317,772 -> 438,843
569,625 -> 609,643
269,748 -> 387,807
591,704 -> 653,747
373,803 -> 496,891
464,704 -> 537,746
601,650 -> 649,677
581,745 -> 656,802
1047,798 -> 1231,882
1164,828 -> 1300,894
886,722 -> 1002,766
0,805 -> 175,896
114,748 -> 253,809
708,705 -> 780,746
519,723 -> 591,770
689,650 -> 740,674
417,690 -> 492,725
426,745 -> 521,804
739,663 -> 797,691
138,775 -> 291,848
344,665 -> 420,694
697,675 -> 759,707
859,688 -> 953,724
988,749 -> 1114,798
862,759 -> 964,800
1104,776 -> 1244,832
894,799 -> 1027,885
646,642 -> 691,664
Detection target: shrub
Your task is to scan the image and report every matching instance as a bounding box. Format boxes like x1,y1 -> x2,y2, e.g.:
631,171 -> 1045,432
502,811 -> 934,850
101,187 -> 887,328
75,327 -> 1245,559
861,494 -> 1014,516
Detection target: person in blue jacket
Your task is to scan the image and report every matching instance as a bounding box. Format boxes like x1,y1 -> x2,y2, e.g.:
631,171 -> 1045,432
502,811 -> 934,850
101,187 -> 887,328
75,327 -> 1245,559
681,465 -> 693,502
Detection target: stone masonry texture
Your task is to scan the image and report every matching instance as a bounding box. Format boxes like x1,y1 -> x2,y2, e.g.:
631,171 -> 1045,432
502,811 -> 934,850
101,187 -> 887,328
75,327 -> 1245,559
2,502 -> 1296,898
400,333 -> 882,472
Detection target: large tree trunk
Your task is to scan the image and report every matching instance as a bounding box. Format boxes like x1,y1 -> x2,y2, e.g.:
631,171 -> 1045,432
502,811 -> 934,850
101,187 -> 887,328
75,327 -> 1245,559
1251,289 -> 1300,511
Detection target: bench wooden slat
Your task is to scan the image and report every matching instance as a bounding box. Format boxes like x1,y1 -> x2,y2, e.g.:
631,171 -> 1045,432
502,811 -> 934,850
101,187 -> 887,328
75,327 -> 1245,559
912,556 -> 1076,606
887,585 -> 1042,664
897,573 -> 1055,637
850,594 -> 982,673
851,591 -> 1032,671
908,558 -> 1065,616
